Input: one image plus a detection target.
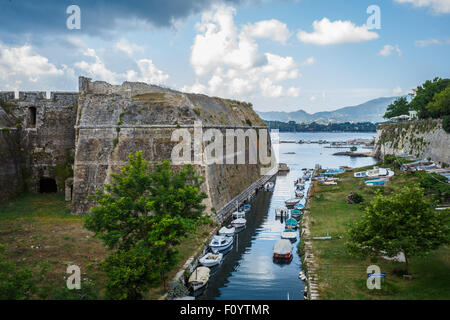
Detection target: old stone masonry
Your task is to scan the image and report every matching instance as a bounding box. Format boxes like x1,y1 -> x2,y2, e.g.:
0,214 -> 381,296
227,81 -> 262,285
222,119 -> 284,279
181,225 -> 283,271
0,77 -> 274,219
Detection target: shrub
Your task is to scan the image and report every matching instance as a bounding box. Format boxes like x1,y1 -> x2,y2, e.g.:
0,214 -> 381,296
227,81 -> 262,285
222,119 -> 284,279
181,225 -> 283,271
167,281 -> 189,299
346,192 -> 364,204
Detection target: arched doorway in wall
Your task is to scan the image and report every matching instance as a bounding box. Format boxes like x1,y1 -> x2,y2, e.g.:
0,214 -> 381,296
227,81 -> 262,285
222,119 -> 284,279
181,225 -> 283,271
39,177 -> 57,193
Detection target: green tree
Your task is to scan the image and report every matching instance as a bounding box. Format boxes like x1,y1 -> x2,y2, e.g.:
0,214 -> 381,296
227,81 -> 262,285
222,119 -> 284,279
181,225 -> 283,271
350,146 -> 357,152
383,97 -> 410,119
84,151 -> 207,299
417,171 -> 450,204
410,77 -> 450,119
0,244 -> 38,299
346,185 -> 449,273
425,86 -> 450,118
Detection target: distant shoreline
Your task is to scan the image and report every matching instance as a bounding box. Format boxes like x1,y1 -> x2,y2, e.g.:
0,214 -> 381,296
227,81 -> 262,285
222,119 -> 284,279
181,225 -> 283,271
265,120 -> 378,133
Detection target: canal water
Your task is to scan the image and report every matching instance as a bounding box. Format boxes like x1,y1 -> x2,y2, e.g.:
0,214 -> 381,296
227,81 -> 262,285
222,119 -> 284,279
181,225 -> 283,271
199,132 -> 377,300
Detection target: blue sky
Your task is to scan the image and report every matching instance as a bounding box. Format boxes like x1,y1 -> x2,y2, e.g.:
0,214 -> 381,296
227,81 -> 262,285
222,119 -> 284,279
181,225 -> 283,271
0,0 -> 449,113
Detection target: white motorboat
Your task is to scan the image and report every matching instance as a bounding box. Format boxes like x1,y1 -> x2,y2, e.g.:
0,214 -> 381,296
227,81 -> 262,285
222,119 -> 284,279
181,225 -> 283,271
218,226 -> 235,236
198,252 -> 223,267
295,190 -> 304,198
285,198 -> 300,206
231,217 -> 246,228
232,211 -> 245,219
188,267 -> 210,291
275,206 -> 289,217
354,171 -> 366,178
281,228 -> 297,240
264,182 -> 275,191
209,235 -> 233,253
231,211 -> 246,228
366,167 -> 394,178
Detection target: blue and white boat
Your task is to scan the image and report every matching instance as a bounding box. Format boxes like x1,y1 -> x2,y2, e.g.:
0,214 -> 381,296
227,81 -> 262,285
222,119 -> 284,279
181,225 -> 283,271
239,204 -> 251,213
209,235 -> 234,253
324,169 -> 345,175
294,203 -> 305,210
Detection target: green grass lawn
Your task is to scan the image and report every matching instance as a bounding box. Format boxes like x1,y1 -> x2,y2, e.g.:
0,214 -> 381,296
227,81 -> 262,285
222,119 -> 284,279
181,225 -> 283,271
0,192 -> 216,300
307,166 -> 450,300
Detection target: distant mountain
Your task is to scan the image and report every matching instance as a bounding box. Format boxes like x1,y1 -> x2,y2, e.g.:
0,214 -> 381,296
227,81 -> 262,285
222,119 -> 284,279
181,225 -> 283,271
257,97 -> 400,124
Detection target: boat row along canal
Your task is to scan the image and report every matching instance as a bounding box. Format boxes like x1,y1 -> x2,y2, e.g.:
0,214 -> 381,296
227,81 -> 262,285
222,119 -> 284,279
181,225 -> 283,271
186,132 -> 376,300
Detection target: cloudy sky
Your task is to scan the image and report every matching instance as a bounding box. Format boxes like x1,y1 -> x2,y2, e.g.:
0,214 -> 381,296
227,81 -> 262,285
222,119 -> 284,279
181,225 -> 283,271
0,0 -> 449,113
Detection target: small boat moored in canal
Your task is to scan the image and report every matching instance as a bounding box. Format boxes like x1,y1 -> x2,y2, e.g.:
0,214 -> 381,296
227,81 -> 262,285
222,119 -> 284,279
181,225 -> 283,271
188,266 -> 210,291
290,209 -> 303,218
264,182 -> 275,191
218,226 -> 235,236
294,203 -> 304,210
295,190 -> 304,198
275,206 -> 289,217
209,235 -> 234,253
231,212 -> 246,228
199,252 -> 223,267
285,198 -> 300,207
273,239 -> 293,260
285,218 -> 298,229
281,228 -> 297,241
239,204 -> 251,213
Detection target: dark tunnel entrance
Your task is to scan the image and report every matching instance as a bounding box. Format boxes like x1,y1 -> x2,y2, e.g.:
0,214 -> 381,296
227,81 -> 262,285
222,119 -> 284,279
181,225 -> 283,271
39,178 -> 58,193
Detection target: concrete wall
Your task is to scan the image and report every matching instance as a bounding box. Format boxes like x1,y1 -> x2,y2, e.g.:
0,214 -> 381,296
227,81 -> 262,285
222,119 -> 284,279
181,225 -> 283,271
373,119 -> 450,166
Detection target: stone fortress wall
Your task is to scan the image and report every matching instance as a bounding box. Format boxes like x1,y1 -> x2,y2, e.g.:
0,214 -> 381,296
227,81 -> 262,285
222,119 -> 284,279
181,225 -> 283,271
0,77 -> 275,220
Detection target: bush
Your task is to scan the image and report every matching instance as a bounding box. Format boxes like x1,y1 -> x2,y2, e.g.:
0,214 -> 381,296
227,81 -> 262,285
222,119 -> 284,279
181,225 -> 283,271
443,115 -> 450,133
50,282 -> 99,300
346,192 -> 364,204
0,244 -> 37,299
384,154 -> 396,165
167,281 -> 189,299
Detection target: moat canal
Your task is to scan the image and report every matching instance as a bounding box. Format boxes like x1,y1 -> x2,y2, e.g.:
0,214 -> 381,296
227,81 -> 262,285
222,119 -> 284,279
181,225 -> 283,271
199,132 -> 377,300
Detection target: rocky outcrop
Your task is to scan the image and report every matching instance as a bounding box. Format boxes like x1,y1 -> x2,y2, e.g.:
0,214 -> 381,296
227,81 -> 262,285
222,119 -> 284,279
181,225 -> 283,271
373,119 -> 450,166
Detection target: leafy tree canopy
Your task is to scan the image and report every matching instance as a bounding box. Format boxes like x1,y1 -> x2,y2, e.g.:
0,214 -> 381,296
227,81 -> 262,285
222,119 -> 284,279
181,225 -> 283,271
410,77 -> 450,119
84,151 -> 208,299
425,86 -> 450,118
383,97 -> 410,119
346,185 -> 450,273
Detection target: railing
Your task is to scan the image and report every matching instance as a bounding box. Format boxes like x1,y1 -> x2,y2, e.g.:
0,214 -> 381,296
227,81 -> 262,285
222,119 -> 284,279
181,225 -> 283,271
215,167 -> 278,223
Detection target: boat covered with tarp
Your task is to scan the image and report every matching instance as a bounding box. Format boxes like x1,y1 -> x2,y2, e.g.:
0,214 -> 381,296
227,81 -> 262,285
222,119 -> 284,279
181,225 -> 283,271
273,239 -> 293,259
188,267 -> 210,291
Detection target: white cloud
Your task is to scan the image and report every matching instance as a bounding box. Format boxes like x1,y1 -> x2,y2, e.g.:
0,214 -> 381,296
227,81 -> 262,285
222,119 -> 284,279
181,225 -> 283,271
414,38 -> 443,46
392,86 -> 403,95
75,48 -> 118,83
125,59 -> 169,85
74,47 -> 169,85
115,38 -> 144,55
185,6 -> 301,100
297,18 -> 379,45
379,44 -> 402,56
301,56 -> 316,66
394,0 -> 450,14
242,19 -> 291,44
0,44 -> 64,83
